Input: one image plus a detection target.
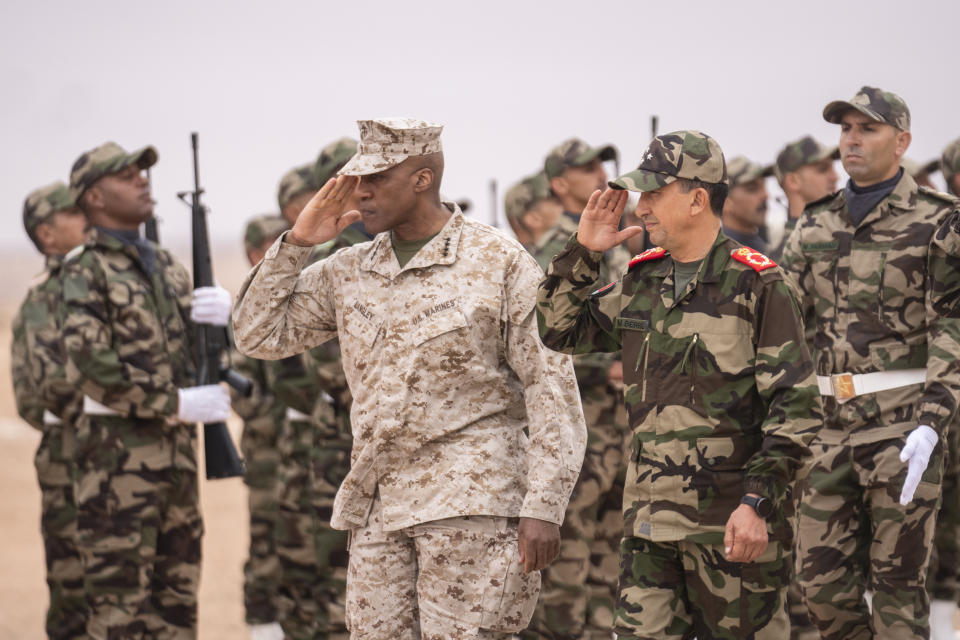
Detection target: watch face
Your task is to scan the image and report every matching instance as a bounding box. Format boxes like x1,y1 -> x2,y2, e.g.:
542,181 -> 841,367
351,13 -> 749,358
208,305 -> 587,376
756,497 -> 773,518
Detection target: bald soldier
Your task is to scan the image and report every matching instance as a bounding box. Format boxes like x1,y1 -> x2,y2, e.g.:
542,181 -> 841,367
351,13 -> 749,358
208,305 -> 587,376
721,156 -> 774,254
233,118 -> 586,639
782,87 -> 960,640
12,183 -> 89,639
536,129 -> 819,639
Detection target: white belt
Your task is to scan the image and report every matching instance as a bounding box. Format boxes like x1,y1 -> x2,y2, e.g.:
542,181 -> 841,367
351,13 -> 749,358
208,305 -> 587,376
285,407 -> 312,422
42,410 -> 62,427
817,369 -> 926,404
83,396 -> 122,416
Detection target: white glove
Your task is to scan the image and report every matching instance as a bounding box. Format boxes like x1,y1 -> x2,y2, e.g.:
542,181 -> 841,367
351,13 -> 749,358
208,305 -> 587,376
177,384 -> 231,423
190,286 -> 232,326
899,424 -> 938,505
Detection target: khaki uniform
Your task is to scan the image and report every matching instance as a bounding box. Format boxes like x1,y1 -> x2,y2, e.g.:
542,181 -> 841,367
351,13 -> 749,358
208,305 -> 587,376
781,173 -> 960,639
233,206 -> 586,638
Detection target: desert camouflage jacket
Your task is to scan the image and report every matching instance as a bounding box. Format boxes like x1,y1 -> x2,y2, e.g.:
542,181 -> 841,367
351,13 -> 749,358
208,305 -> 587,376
233,205 -> 586,531
12,256 -> 80,430
537,231 -> 819,543
781,173 -> 960,443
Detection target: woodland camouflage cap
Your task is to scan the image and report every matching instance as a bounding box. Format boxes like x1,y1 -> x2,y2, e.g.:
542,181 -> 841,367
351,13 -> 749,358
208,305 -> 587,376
726,156 -> 774,187
774,135 -> 839,183
243,214 -> 289,253
823,86 -> 911,132
23,181 -> 76,235
314,137 -> 358,186
69,141 -> 158,201
610,130 -> 727,192
277,163 -> 317,210
339,118 -> 443,176
544,138 -> 618,180
504,171 -> 551,222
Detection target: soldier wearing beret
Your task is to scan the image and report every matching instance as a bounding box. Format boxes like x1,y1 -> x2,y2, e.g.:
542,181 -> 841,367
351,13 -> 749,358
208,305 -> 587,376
233,118 -> 586,639
60,142 -> 233,638
537,130 -> 819,639
781,86 -> 960,640
12,182 -> 89,639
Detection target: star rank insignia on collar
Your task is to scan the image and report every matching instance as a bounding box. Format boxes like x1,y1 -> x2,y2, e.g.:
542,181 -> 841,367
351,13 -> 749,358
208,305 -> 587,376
730,246 -> 777,272
628,247 -> 667,269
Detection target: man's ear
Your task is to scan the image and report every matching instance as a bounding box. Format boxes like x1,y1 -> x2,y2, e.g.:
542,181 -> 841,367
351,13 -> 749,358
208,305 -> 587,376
550,176 -> 568,199
34,222 -> 55,253
412,168 -> 434,194
689,187 -> 709,217
83,185 -> 104,211
894,130 -> 912,159
782,172 -> 800,193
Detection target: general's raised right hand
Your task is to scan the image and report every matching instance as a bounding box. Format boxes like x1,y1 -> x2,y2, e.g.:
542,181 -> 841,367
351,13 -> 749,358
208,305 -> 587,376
287,175 -> 362,247
577,188 -> 644,253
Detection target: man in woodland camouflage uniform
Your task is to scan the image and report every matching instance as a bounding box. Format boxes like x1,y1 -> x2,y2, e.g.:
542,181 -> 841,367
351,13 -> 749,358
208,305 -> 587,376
721,156 -> 773,254
12,182 -> 89,639
523,138 -> 631,639
234,118 -> 585,639
537,130 -> 819,639
60,141 -> 233,639
781,87 -> 960,640
503,171 -> 563,254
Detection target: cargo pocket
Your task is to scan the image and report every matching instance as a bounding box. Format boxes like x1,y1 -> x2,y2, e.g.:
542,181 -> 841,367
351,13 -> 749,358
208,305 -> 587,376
479,525 -> 541,632
694,437 -> 745,526
738,544 -> 789,636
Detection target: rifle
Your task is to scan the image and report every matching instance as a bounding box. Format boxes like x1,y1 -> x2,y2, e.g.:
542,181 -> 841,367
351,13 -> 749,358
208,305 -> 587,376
144,168 -> 160,243
178,132 -> 251,480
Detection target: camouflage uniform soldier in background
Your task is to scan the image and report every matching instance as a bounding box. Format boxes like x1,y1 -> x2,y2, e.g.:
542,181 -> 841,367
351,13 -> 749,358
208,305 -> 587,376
523,138 -> 631,640
11,183 -> 89,639
61,142 -> 233,639
537,130 -> 820,639
721,156 -> 773,254
781,87 -> 960,640
769,137 -> 839,262
942,138 -> 960,197
231,214 -> 291,640
234,118 -> 586,639
503,171 -> 563,253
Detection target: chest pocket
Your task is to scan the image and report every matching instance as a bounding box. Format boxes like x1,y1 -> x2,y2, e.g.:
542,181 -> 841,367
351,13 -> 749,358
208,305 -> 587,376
343,305 -> 382,348
410,307 -> 467,347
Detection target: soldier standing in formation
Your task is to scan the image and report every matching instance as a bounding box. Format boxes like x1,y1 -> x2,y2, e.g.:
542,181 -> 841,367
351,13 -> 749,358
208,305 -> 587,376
720,155 -> 773,254
233,118 -> 586,639
12,183 -> 89,639
537,129 -> 820,639
503,171 -> 563,255
782,86 -> 960,640
60,142 -> 233,638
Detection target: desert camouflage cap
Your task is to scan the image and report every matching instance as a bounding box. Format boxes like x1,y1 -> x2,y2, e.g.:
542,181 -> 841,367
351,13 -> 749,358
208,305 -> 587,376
774,135 -> 839,183
339,118 -> 443,176
504,171 -> 551,222
23,181 -> 76,236
277,163 -> 317,210
69,141 -> 158,201
940,138 -> 960,194
823,86 -> 911,132
727,156 -> 774,187
610,130 -> 727,193
544,138 -> 618,180
244,214 -> 289,254
314,137 -> 358,186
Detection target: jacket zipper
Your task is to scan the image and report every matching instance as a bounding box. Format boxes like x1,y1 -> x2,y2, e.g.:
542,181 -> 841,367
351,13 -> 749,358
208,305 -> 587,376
681,333 -> 699,404
635,333 -> 651,401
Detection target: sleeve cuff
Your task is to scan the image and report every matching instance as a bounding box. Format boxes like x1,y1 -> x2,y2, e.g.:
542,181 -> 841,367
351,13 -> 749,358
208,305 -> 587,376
520,467 -> 579,525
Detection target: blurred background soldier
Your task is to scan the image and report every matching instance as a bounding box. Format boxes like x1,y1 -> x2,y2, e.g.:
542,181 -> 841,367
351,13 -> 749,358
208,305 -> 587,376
901,157 -> 941,189
524,139 -> 631,639
231,214 -> 291,640
769,136 -> 839,262
782,87 -> 960,640
721,156 -> 773,253
12,182 -> 89,639
60,141 -> 233,639
942,138 -> 960,196
503,171 -> 562,257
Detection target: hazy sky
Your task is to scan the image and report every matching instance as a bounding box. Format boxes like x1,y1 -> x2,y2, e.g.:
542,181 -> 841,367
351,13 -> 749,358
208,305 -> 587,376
2,0 -> 957,266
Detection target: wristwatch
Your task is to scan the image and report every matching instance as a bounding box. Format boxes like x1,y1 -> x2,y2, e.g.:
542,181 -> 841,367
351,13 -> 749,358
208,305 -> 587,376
740,494 -> 773,519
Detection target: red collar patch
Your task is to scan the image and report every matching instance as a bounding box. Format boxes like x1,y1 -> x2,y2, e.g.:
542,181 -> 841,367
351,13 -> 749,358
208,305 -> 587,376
730,246 -> 777,272
628,247 -> 667,268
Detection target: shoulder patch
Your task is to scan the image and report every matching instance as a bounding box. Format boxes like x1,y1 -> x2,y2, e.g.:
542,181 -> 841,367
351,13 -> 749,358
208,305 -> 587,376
64,244 -> 86,263
628,247 -> 667,269
731,246 -> 777,272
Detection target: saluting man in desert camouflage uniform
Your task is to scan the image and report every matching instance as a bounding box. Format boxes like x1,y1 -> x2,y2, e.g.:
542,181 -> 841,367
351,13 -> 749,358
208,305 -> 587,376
233,118 -> 586,639
537,129 -> 820,640
12,182 -> 89,639
60,141 -> 233,639
781,87 -> 960,640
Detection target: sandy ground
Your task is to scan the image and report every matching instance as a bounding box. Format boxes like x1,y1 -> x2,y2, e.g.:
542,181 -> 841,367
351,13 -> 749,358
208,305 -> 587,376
0,249 -> 251,638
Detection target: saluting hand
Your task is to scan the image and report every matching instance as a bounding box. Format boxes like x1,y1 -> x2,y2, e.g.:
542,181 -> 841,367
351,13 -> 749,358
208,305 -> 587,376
577,188 -> 644,253
287,175 -> 362,247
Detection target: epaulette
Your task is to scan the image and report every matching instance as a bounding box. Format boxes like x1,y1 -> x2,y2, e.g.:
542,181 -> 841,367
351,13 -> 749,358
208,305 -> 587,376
628,247 -> 667,269
591,281 -> 616,296
64,244 -> 86,263
731,246 -> 777,272
918,185 -> 959,204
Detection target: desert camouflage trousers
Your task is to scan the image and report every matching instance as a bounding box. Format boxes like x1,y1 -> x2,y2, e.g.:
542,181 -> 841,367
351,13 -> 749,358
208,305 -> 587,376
276,415 -> 350,640
928,422 -> 960,603
75,460 -> 202,639
346,496 -> 541,639
523,381 -> 628,640
615,536 -> 790,639
36,429 -> 88,639
240,416 -> 283,625
797,437 -> 943,640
